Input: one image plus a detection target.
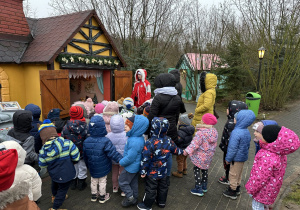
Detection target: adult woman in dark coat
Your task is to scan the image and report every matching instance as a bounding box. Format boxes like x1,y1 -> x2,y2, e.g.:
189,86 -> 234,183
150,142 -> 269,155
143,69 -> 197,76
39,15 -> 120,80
147,73 -> 182,182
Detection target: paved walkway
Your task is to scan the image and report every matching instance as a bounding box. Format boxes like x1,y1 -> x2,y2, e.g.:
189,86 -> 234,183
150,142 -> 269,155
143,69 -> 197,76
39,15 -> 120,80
38,102 -> 300,210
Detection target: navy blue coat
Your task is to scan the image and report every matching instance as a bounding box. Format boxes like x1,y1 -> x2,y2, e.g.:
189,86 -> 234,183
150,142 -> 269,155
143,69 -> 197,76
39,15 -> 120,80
83,115 -> 122,178
225,110 -> 256,163
24,104 -> 43,153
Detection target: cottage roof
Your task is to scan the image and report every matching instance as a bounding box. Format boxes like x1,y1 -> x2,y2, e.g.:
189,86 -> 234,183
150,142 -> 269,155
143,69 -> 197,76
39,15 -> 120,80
20,10 -> 126,66
176,53 -> 222,71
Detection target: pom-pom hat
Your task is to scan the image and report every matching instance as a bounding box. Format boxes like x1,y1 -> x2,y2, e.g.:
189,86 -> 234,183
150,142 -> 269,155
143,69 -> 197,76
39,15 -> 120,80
38,119 -> 59,144
202,113 -> 217,125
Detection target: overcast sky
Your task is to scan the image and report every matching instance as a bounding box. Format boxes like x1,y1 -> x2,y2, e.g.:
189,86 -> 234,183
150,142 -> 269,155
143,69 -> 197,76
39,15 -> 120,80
28,0 -> 225,18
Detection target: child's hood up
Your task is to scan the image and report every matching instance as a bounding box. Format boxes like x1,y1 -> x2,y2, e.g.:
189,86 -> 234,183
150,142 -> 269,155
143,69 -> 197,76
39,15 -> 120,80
261,126 -> 300,155
150,117 -> 169,138
110,115 -> 125,133
234,109 -> 256,129
126,115 -> 149,137
89,115 -> 107,137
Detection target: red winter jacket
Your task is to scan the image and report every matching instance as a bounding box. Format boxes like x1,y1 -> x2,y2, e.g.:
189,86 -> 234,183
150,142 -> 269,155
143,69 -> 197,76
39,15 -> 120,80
131,69 -> 151,107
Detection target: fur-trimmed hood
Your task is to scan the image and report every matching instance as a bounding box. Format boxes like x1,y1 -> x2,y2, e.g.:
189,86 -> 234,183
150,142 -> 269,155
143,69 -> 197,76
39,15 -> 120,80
0,181 -> 29,209
134,69 -> 147,82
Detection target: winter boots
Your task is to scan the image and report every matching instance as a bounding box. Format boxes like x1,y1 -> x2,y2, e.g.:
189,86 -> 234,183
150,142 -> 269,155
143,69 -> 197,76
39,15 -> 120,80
77,178 -> 87,191
223,187 -> 237,200
172,171 -> 183,178
190,185 -> 204,197
121,196 -> 137,207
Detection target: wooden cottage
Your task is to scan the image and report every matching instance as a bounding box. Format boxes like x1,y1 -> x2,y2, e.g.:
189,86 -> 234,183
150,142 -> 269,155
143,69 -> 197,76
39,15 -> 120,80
0,0 -> 131,119
175,53 -> 222,100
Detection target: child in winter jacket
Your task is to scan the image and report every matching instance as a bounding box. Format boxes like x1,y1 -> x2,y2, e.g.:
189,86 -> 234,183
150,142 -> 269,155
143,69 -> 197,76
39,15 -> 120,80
138,117 -> 183,209
106,115 -> 128,195
246,125 -> 300,210
7,110 -> 38,166
184,113 -> 218,196
120,97 -> 135,115
172,113 -> 195,178
61,106 -> 89,191
38,119 -> 80,210
218,100 -> 248,185
119,115 -> 149,207
47,108 -> 66,136
223,110 -> 256,200
102,101 -> 119,133
83,115 -> 123,204
252,120 -> 278,154
0,147 -> 40,210
25,103 -> 43,153
1,141 -> 42,202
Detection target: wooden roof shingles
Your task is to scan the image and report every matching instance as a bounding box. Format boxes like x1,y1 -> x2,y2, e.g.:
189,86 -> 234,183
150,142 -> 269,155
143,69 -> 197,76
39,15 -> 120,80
21,10 -> 93,63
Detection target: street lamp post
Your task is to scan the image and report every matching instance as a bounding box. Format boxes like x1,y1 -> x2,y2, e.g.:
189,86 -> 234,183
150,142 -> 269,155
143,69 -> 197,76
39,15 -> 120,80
257,46 -> 266,92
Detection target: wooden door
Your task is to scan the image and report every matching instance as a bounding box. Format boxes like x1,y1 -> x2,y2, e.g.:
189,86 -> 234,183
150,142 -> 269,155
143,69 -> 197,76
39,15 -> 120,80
40,70 -> 70,119
114,70 -> 132,99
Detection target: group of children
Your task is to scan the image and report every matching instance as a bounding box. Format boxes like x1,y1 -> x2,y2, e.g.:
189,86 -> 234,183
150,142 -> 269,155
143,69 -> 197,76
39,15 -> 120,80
0,96 -> 299,210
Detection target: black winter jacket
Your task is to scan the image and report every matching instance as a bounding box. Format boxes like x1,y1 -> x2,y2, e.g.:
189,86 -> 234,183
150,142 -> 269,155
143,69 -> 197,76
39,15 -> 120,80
148,73 -> 182,142
219,100 -> 248,152
175,125 -> 195,149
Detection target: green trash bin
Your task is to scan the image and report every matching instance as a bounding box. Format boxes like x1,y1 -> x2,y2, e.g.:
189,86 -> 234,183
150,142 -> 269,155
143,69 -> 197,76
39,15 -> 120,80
245,92 -> 261,117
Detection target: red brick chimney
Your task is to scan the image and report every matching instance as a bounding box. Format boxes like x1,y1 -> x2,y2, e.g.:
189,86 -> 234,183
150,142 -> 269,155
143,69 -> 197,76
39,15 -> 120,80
0,0 -> 30,36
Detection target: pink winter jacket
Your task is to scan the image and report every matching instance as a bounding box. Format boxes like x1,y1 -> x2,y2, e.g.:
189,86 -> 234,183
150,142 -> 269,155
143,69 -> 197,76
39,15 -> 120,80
245,126 -> 300,205
185,126 -> 218,169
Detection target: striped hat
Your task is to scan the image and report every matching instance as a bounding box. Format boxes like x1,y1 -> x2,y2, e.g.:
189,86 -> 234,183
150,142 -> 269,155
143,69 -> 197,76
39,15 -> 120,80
38,119 -> 58,144
70,106 -> 84,120
38,119 -> 56,133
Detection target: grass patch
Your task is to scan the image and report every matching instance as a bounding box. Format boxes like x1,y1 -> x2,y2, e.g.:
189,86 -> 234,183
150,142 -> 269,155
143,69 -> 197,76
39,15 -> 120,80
283,178 -> 300,206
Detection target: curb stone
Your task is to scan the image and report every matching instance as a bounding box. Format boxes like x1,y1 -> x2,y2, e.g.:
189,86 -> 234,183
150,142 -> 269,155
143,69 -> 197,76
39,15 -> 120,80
273,167 -> 300,210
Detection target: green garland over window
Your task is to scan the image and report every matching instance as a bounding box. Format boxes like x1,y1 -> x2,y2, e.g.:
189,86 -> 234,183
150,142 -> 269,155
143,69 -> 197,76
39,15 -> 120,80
56,54 -> 120,66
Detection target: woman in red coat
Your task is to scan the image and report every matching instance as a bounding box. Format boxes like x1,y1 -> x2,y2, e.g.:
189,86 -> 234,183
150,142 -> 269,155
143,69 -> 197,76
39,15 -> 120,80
131,69 -> 151,108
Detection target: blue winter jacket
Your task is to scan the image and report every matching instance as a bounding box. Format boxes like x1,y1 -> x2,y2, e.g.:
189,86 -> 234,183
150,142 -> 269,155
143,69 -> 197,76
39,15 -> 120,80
225,110 -> 256,162
83,115 -> 122,178
24,104 -> 43,153
119,115 -> 149,173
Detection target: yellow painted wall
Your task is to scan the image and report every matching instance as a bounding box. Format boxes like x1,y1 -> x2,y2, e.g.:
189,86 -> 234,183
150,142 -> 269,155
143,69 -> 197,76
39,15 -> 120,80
23,64 -> 47,109
0,64 -> 26,108
0,64 -> 47,110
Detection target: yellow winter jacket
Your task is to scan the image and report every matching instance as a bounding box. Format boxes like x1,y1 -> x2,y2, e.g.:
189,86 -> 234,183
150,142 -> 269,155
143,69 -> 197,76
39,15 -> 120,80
192,73 -> 217,127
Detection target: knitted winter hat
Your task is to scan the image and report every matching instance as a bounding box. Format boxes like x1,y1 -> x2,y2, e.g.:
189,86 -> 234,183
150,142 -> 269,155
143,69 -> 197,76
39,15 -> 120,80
101,100 -> 109,107
85,98 -> 94,113
103,101 -> 119,115
252,122 -> 264,133
47,108 -> 61,120
70,106 -> 84,120
123,97 -> 134,110
143,106 -> 150,117
95,103 -> 105,114
0,148 -> 18,192
38,119 -> 59,144
202,113 -> 217,125
117,97 -> 125,106
179,113 -> 194,126
262,125 -> 282,143
125,116 -> 135,129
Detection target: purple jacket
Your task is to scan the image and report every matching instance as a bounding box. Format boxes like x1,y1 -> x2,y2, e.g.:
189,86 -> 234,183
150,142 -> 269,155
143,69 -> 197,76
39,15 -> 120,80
245,126 -> 300,205
106,115 -> 127,164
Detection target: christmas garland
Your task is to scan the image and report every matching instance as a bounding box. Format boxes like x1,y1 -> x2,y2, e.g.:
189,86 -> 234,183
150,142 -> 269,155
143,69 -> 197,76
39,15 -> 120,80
56,54 -> 120,66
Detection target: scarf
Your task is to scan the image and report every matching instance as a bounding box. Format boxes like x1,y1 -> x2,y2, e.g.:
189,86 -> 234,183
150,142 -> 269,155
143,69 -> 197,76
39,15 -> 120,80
154,87 -> 178,96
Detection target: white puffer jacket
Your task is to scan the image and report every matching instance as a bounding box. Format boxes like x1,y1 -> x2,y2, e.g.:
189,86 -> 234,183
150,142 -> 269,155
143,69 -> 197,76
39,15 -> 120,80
1,141 -> 42,201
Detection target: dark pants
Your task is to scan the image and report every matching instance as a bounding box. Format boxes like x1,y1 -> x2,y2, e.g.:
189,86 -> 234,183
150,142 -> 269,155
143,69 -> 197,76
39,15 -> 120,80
51,180 -> 71,209
194,166 -> 208,186
119,170 -> 139,198
143,176 -> 168,208
223,152 -> 230,180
